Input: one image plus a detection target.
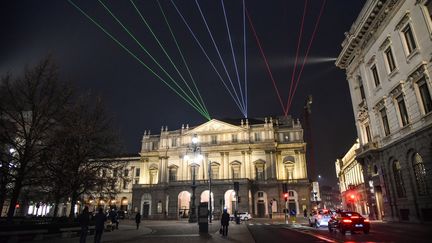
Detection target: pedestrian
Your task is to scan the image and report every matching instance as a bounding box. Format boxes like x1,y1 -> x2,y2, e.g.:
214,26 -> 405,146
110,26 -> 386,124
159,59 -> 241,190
304,209 -> 308,218
79,206 -> 90,243
135,212 -> 141,230
94,207 -> 107,243
221,209 -> 230,237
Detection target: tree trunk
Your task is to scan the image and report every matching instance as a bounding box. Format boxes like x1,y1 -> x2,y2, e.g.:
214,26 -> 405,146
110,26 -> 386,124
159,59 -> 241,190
68,192 -> 78,219
0,183 -> 6,216
52,196 -> 61,218
7,179 -> 22,222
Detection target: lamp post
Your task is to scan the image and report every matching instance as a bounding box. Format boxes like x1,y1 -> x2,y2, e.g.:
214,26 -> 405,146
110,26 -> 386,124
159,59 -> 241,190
185,134 -> 202,223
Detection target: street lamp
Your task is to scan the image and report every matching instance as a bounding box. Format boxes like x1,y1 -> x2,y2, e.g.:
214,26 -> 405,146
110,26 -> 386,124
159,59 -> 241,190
185,134 -> 202,223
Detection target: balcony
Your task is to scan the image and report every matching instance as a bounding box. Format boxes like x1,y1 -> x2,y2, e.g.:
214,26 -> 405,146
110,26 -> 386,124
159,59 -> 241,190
355,141 -> 378,155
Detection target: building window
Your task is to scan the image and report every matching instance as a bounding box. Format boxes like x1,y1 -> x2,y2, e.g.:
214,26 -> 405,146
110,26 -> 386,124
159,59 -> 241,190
169,167 -> 177,182
231,163 -> 241,179
258,192 -> 264,197
149,169 -> 158,184
171,138 -> 177,147
396,95 -> 409,126
412,153 -> 430,195
124,169 -> 129,177
364,124 -> 372,143
385,47 -> 396,73
254,132 -> 261,142
123,179 -> 128,190
417,78 -> 432,114
102,169 -> 107,177
135,168 -> 140,177
113,169 -> 117,177
392,160 -> 406,198
255,163 -> 265,180
210,164 -> 219,179
134,179 -> 139,184
371,65 -> 380,87
211,135 -> 217,144
402,24 -> 417,54
283,133 -> 290,142
380,108 -> 390,136
358,76 -> 366,100
231,134 -> 238,143
288,191 -> 294,197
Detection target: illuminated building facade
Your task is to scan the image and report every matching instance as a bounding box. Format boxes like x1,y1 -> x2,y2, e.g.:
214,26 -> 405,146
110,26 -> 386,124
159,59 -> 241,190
336,0 -> 432,222
131,117 -> 311,219
335,140 -> 370,216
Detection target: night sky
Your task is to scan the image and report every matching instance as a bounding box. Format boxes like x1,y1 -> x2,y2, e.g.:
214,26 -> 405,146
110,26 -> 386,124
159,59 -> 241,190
1,0 -> 366,186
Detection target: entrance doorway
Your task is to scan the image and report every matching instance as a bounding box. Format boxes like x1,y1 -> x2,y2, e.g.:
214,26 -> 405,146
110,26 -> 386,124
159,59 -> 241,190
142,202 -> 150,218
257,200 -> 265,217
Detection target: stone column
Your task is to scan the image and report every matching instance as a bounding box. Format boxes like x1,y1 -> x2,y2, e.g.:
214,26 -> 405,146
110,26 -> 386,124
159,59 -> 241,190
220,152 -> 225,179
270,151 -> 275,179
158,157 -> 163,183
224,152 -> 229,179
241,151 -> 246,178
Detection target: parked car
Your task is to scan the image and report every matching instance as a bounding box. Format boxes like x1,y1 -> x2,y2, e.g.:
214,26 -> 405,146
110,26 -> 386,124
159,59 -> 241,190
308,209 -> 332,228
230,212 -> 252,221
328,211 -> 370,235
239,212 -> 252,221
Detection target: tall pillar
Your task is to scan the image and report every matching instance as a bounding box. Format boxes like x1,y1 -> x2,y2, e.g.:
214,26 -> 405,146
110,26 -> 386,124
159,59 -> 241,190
224,152 -> 229,180
220,152 -> 225,179
241,151 -> 246,178
270,151 -> 275,179
158,157 -> 163,183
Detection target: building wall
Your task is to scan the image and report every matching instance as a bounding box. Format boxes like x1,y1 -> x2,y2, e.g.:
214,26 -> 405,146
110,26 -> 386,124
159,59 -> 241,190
132,117 -> 312,219
337,0 -> 432,222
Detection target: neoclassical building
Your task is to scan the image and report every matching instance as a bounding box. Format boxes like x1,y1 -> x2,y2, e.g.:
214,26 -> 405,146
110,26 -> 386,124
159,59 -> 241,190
336,0 -> 432,222
131,117 -> 312,219
335,140 -> 370,217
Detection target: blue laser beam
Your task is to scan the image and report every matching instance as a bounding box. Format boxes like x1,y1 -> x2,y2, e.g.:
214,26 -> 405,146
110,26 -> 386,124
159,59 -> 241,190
171,0 -> 246,117
221,0 -> 245,112
194,0 -> 246,115
243,0 -> 248,117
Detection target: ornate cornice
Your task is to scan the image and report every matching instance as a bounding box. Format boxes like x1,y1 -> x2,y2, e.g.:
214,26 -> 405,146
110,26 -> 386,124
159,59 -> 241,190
336,0 -> 402,69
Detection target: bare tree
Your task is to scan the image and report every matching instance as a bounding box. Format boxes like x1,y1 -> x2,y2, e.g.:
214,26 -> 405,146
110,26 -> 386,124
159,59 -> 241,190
51,94 -> 125,219
0,58 -> 72,221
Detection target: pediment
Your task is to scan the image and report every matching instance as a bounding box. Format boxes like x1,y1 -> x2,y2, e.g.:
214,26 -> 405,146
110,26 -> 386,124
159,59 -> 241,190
186,119 -> 245,134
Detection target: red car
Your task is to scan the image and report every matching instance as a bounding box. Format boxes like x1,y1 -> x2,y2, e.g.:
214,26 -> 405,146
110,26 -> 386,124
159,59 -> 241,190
328,211 -> 370,235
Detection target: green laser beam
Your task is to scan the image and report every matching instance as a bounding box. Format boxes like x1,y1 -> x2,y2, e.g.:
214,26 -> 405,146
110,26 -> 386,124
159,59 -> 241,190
131,0 -> 210,118
67,0 -> 210,120
98,0 -> 209,118
156,0 -> 210,119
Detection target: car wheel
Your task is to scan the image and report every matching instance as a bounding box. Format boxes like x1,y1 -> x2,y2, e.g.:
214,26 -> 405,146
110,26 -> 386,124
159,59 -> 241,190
364,229 -> 369,234
328,226 -> 333,233
340,228 -> 346,235
315,221 -> 320,228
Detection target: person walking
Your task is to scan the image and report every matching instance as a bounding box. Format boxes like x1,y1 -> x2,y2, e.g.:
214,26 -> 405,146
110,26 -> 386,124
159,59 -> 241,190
303,208 -> 308,218
221,209 -> 230,237
79,206 -> 90,243
94,208 -> 107,243
135,212 -> 141,230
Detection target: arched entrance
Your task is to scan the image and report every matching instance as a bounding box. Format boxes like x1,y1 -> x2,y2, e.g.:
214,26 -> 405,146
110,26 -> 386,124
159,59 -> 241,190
224,190 -> 236,215
287,190 -> 299,215
141,193 -> 152,218
120,197 -> 128,211
178,191 -> 191,219
200,190 -> 214,212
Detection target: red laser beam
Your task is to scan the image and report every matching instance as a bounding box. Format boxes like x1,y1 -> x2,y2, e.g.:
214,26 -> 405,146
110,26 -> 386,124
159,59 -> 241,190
286,0 -> 308,117
246,8 -> 287,115
287,0 -> 326,114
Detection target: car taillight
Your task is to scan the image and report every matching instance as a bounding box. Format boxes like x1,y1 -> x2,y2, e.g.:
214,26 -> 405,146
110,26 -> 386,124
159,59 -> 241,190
342,219 -> 352,223
351,216 -> 359,219
364,219 -> 370,222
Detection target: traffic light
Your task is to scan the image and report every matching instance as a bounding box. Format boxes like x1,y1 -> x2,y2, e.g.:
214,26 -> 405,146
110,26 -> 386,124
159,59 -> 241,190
284,193 -> 288,201
347,193 -> 356,202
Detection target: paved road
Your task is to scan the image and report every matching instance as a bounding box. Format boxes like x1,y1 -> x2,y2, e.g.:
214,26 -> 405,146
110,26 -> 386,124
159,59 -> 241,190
246,220 -> 432,243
